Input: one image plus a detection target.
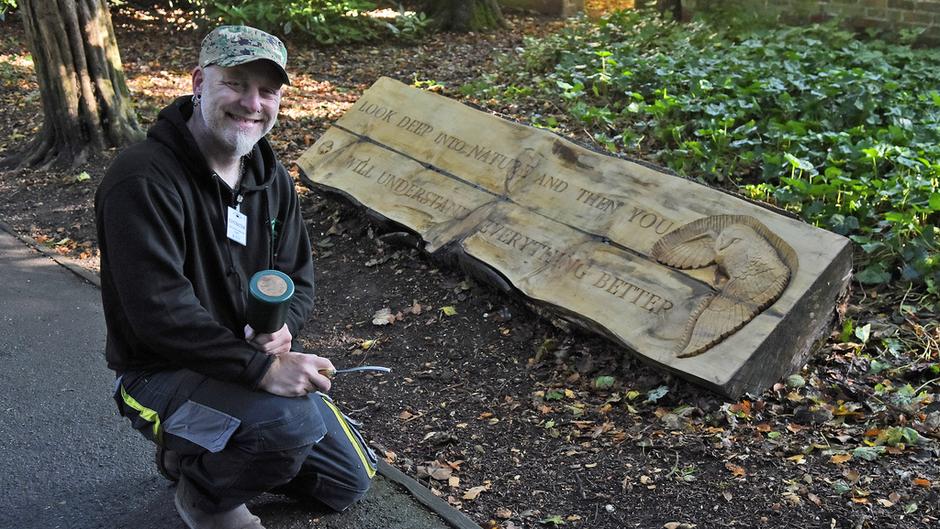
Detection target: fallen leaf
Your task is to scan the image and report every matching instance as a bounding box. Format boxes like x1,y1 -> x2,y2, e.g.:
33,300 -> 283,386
830,453 -> 852,464
913,478 -> 931,488
593,376 -> 615,389
440,305 -> 457,316
463,485 -> 488,500
372,307 -> 395,325
646,385 -> 669,402
725,462 -> 746,478
428,465 -> 452,481
495,507 -> 512,519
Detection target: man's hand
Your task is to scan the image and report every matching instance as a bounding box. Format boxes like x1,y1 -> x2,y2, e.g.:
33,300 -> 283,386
258,351 -> 334,397
245,323 -> 292,356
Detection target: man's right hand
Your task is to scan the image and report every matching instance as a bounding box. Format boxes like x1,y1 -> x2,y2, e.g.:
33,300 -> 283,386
258,351 -> 334,397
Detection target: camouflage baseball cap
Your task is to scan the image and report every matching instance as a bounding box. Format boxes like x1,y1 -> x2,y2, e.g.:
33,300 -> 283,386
199,26 -> 290,85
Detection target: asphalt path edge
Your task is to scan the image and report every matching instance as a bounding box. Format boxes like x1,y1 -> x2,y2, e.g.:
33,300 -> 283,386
0,218 -> 479,529
377,460 -> 481,529
0,220 -> 101,287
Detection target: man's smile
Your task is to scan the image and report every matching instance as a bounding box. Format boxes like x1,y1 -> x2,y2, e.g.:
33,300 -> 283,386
227,112 -> 263,126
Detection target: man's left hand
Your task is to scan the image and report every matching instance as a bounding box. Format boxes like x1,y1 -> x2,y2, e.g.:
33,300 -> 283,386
246,323 -> 292,355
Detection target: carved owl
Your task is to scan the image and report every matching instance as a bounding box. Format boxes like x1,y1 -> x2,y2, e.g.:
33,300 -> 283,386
651,215 -> 796,358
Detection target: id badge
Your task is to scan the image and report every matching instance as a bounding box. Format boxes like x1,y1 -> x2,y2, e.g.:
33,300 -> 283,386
227,207 -> 247,245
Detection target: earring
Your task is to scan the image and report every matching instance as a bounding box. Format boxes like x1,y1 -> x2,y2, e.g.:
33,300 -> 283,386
192,94 -> 201,107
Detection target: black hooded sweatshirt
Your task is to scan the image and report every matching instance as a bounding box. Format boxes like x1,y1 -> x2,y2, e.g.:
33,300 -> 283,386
95,96 -> 315,388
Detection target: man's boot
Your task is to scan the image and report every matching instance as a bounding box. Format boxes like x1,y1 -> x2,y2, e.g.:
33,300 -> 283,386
174,475 -> 266,529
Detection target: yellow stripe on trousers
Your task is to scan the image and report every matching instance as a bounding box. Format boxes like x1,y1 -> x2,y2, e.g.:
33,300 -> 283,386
321,397 -> 376,479
120,385 -> 162,443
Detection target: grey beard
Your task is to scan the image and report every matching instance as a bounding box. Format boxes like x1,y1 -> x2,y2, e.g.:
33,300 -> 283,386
231,119 -> 275,157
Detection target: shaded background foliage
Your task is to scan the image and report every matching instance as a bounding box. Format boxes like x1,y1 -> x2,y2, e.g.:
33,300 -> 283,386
1,0 -> 432,42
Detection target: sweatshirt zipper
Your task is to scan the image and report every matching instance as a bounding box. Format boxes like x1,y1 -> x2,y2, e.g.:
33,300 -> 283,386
216,177 -> 247,324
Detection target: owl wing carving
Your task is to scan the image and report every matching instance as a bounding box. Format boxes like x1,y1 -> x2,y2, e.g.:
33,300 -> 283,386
651,230 -> 718,269
681,294 -> 756,357
651,215 -> 797,358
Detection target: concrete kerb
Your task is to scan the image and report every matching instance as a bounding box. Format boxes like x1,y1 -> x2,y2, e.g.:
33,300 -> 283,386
0,220 -> 480,529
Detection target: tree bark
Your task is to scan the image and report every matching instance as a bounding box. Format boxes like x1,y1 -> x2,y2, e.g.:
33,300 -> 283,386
3,0 -> 143,170
657,0 -> 682,20
422,0 -> 508,32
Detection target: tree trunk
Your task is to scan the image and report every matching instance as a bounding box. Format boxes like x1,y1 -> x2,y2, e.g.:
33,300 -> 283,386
3,0 -> 143,170
422,0 -> 508,32
658,0 -> 682,20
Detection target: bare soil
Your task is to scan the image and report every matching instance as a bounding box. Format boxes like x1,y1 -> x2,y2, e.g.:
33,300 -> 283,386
0,6 -> 937,529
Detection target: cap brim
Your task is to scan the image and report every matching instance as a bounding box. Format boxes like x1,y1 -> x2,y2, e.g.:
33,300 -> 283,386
209,56 -> 291,86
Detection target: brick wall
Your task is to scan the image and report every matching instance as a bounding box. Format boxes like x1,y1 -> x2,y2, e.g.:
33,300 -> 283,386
682,0 -> 940,36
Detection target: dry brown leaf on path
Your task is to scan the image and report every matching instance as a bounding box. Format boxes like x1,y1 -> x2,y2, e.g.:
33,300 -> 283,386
463,483 -> 490,500
428,465 -> 452,481
725,462 -> 747,478
830,453 -> 853,464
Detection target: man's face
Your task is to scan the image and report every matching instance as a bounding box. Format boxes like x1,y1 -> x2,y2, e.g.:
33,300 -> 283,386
194,61 -> 283,157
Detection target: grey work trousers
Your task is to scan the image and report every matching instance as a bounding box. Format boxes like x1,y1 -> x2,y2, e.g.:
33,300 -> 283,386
114,369 -> 376,513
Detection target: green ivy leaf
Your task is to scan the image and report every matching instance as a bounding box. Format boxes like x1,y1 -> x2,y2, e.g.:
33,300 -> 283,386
929,193 -> 940,211
783,152 -> 815,172
856,263 -> 892,285
854,323 -> 871,344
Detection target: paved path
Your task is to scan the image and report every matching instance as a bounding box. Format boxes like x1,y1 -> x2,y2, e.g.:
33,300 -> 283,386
0,228 -> 464,529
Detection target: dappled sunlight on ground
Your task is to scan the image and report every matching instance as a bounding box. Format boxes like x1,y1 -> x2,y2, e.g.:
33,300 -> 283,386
127,70 -> 191,100
586,0 -> 636,18
280,76 -> 356,121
